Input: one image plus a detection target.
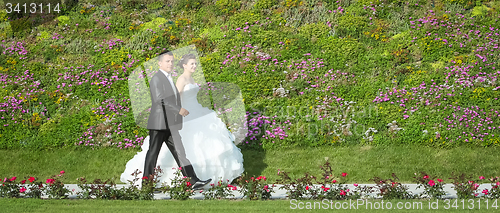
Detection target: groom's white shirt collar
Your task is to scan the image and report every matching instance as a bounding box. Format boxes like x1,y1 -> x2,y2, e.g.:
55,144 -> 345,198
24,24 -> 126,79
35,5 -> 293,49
159,68 -> 178,100
159,68 -> 171,78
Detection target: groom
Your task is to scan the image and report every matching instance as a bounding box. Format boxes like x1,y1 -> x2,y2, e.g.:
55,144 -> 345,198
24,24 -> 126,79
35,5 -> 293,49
144,50 -> 211,190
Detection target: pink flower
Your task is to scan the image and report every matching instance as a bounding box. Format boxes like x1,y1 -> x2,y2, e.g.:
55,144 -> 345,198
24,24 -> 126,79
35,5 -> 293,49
21,180 -> 26,184
142,176 -> 148,180
20,187 -> 26,193
473,183 -> 480,190
341,173 -> 347,177
332,180 -> 337,183
483,189 -> 489,195
437,179 -> 443,183
423,175 -> 429,179
428,180 -> 436,186
60,171 -> 65,174
10,177 -> 17,181
46,179 -> 55,184
306,186 -> 310,190
340,190 -> 346,195
186,182 -> 191,187
354,183 -> 358,187
479,176 -> 485,180
28,177 -> 35,183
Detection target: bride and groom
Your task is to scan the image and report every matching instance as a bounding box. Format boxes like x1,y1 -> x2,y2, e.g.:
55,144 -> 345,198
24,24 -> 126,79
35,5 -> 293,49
121,50 -> 244,190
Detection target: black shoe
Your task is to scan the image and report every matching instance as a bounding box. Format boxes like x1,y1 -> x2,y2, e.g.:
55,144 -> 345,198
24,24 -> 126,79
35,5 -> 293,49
192,178 -> 212,190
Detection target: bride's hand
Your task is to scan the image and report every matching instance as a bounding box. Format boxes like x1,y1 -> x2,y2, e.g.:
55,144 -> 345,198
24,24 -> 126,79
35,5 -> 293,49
179,108 -> 189,116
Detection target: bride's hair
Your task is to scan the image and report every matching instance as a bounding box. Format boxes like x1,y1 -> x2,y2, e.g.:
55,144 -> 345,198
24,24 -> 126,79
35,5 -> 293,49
177,54 -> 197,70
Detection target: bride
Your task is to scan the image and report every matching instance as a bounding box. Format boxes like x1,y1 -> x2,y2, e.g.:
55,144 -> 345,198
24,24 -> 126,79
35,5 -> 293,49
121,53 -> 244,188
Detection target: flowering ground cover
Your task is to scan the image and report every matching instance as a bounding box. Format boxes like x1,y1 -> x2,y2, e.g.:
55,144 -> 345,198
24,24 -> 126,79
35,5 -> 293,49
1,0 -> 499,150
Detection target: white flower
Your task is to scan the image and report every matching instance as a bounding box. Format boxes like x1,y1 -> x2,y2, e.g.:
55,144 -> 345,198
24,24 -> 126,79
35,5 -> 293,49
256,51 -> 270,58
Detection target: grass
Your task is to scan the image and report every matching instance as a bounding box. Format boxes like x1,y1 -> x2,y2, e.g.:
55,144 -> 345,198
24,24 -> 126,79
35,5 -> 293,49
1,199 -> 499,212
1,145 -> 500,184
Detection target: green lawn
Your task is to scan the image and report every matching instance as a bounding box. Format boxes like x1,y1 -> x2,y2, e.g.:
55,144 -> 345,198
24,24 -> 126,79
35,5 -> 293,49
1,199 -> 499,212
1,145 -> 500,184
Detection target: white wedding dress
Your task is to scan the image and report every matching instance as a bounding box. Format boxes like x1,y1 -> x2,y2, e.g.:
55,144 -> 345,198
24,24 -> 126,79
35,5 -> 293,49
120,83 -> 244,188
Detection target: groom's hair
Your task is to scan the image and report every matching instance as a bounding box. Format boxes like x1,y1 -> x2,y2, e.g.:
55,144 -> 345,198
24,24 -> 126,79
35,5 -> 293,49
158,50 -> 174,62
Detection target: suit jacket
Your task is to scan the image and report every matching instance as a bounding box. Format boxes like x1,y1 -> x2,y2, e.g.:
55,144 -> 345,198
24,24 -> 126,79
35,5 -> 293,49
147,71 -> 183,131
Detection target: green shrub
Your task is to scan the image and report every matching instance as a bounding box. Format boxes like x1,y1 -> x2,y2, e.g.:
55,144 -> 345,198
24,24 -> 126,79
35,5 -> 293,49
315,37 -> 365,69
298,22 -> 330,40
122,0 -> 146,11
0,10 -> 6,20
110,15 -> 132,36
37,31 -> 50,41
254,0 -> 277,9
441,0 -> 476,7
57,16 -> 70,26
199,25 -> 225,42
9,17 -> 31,33
175,0 -> 204,10
336,14 -> 368,38
0,21 -> 13,39
147,1 -> 163,10
140,17 -> 167,31
228,9 -> 262,28
471,4 -> 490,17
216,0 -> 241,15
282,0 -> 303,8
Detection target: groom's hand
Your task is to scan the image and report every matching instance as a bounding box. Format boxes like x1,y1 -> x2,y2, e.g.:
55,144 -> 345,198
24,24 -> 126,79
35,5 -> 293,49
179,108 -> 189,117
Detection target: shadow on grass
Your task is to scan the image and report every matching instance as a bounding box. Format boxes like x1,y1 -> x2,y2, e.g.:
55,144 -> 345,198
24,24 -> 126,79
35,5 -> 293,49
240,146 -> 267,180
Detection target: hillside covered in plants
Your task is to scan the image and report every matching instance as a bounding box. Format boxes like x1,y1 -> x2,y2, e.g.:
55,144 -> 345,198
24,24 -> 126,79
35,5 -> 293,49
1,0 -> 499,150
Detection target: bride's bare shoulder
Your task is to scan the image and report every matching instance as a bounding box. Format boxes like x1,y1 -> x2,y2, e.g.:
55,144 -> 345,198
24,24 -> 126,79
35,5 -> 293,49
177,74 -> 188,83
176,75 -> 188,91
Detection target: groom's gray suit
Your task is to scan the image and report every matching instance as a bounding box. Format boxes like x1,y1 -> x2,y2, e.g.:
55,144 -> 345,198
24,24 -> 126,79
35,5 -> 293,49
147,70 -> 183,131
144,69 -> 200,184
